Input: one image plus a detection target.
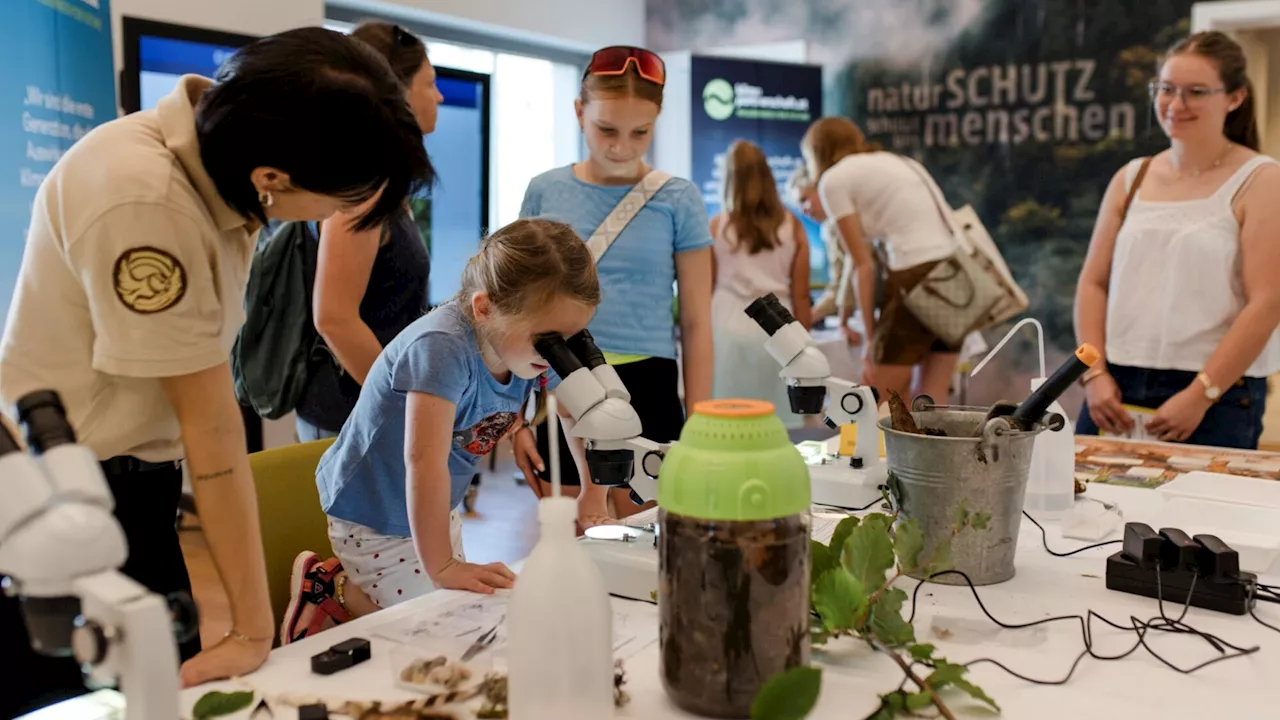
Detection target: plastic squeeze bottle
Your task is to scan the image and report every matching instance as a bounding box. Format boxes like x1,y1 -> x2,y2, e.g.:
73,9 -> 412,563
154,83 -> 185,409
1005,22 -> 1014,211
658,399 -> 812,719
508,399 -> 614,719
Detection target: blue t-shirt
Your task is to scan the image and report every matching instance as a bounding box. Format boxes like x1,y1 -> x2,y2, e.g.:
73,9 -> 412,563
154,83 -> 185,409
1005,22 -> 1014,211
317,302 -> 539,537
519,166 -> 712,360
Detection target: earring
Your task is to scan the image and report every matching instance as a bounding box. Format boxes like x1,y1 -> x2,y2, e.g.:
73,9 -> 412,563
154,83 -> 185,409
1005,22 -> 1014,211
259,190 -> 274,208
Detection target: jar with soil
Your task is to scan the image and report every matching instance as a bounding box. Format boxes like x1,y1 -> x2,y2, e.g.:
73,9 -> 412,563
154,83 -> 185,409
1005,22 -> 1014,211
657,399 -> 812,719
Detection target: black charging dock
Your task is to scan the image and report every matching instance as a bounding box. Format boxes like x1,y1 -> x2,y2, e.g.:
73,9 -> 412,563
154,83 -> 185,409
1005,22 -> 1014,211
1105,522 -> 1257,616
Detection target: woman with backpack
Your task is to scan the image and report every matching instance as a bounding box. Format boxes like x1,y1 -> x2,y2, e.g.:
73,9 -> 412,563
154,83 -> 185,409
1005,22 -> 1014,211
294,22 -> 444,442
513,46 -> 713,516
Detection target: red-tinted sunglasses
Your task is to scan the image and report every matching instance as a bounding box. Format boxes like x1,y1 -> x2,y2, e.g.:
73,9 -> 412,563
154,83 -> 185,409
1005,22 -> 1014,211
585,46 -> 666,86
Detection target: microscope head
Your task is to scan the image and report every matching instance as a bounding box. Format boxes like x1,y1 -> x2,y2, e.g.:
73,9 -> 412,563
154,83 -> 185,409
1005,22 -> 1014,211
745,294 -> 829,415
2,391 -> 93,656
533,332 -> 642,486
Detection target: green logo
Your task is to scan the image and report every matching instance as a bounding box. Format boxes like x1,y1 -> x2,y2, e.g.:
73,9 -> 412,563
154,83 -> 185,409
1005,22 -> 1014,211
702,79 -> 735,121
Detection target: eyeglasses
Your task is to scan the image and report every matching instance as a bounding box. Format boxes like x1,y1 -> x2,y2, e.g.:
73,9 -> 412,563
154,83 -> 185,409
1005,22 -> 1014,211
1149,82 -> 1227,106
585,46 -> 666,86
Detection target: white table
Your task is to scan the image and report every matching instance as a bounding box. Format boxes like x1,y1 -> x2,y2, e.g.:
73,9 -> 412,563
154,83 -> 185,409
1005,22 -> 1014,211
180,483 -> 1278,719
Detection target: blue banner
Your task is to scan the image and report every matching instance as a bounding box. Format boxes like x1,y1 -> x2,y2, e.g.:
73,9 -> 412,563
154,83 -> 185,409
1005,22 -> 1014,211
0,0 -> 116,328
689,56 -> 824,282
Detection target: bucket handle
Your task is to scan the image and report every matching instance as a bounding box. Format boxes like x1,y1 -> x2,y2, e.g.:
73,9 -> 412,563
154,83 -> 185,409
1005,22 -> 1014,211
978,416 -> 1013,464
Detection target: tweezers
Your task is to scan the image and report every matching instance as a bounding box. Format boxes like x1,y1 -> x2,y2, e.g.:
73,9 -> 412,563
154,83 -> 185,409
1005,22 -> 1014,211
461,623 -> 499,661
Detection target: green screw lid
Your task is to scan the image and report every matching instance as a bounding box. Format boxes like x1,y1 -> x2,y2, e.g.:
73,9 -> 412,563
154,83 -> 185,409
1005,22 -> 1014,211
658,399 -> 810,521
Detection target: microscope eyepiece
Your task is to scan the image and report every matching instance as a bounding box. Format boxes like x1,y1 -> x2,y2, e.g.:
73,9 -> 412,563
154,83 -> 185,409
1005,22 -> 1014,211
746,293 -> 795,337
16,390 -> 76,455
533,334 -> 584,382
565,329 -> 607,370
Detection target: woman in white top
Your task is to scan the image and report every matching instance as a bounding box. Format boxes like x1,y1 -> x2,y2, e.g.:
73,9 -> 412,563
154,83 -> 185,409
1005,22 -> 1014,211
802,117 -> 961,403
1075,31 -> 1280,449
710,140 -> 811,427
786,166 -> 862,344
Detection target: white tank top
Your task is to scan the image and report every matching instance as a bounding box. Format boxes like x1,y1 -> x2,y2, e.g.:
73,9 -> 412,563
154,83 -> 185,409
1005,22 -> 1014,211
1105,154 -> 1280,377
712,215 -> 797,302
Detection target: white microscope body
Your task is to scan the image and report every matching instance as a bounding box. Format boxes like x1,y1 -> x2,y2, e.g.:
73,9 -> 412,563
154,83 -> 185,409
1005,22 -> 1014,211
748,293 -> 888,510
0,391 -> 180,720
537,330 -> 670,503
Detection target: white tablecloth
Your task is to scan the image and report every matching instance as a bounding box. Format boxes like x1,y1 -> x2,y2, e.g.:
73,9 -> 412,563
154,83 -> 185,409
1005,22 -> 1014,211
178,483 -> 1277,719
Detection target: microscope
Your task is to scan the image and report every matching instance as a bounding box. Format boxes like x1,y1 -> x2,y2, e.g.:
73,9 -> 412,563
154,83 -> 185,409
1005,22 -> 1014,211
534,329 -> 670,503
0,390 -> 183,719
746,293 -> 889,509
535,330 -> 674,600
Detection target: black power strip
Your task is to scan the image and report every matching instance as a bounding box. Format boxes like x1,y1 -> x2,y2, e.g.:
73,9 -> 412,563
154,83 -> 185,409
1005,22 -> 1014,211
1105,522 -> 1257,616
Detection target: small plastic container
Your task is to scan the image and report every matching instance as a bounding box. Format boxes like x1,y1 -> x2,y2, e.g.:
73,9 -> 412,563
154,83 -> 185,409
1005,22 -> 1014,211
658,400 -> 812,719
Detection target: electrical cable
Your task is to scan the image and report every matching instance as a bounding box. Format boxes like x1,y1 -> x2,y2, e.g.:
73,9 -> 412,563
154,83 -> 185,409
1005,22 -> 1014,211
904,568 -> 1260,687
1249,583 -> 1280,634
1022,510 -> 1122,557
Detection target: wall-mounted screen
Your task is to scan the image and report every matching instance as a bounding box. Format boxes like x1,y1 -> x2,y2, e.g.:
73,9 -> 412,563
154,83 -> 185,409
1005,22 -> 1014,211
119,17 -> 256,115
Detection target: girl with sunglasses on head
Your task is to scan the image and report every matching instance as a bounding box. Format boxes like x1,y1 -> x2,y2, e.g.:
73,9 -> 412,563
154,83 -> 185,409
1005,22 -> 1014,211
514,47 -> 713,516
1074,31 -> 1280,449
294,22 -> 445,443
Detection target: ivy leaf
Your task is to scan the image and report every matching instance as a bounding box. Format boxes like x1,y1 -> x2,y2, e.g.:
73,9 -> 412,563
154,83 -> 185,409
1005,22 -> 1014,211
844,523 -> 895,589
811,540 -> 838,587
925,537 -> 955,576
926,660 -> 968,691
861,513 -> 894,535
971,511 -> 992,532
952,678 -> 1001,711
193,691 -> 255,720
870,588 -> 915,648
750,666 -> 822,720
813,568 -> 866,632
905,690 -> 935,711
829,516 -> 860,561
953,499 -> 971,530
893,518 -> 925,571
868,692 -> 906,720
909,643 -> 937,662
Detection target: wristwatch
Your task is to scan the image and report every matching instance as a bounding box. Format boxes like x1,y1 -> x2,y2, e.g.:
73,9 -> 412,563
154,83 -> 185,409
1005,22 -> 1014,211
1196,372 -> 1221,402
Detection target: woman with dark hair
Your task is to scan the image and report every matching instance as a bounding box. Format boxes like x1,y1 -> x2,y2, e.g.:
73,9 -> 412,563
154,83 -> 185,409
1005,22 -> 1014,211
0,27 -> 433,715
294,22 -> 442,443
1074,31 -> 1280,449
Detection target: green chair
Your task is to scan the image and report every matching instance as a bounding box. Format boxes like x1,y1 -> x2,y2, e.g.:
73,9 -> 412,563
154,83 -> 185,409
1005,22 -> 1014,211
249,437 -> 336,646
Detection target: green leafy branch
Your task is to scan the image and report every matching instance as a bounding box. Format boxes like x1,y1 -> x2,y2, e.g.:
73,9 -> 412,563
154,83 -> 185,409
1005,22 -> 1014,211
751,490 -> 998,720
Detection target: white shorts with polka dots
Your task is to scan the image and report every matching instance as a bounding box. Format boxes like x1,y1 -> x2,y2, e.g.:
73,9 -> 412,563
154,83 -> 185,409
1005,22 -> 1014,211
327,509 -> 466,609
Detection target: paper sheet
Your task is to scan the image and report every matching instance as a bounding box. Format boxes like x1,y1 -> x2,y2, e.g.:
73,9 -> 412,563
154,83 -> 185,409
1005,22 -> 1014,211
371,592 -> 659,664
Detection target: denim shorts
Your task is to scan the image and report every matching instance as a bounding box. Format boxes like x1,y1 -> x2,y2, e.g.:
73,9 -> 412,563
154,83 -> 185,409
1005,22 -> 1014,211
1075,364 -> 1268,450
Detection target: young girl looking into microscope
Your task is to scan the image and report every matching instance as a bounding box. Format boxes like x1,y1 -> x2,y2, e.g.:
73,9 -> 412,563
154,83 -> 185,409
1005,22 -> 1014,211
279,218 -> 609,645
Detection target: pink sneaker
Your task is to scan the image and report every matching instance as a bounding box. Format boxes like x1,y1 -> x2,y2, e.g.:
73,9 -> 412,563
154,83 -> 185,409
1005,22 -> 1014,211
280,551 -> 351,646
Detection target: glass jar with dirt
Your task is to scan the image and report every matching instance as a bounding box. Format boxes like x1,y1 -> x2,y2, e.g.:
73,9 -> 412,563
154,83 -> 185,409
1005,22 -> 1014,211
657,399 -> 812,718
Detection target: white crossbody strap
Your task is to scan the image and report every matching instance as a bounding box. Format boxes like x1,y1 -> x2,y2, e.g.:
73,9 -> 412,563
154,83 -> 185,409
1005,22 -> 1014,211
899,156 -> 973,254
585,170 -> 674,263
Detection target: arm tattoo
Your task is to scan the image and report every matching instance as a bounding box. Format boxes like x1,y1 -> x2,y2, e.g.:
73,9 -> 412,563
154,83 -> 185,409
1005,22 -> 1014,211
194,468 -> 234,482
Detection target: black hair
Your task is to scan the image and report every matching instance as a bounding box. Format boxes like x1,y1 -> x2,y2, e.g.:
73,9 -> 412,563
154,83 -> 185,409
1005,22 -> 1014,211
195,27 -> 434,231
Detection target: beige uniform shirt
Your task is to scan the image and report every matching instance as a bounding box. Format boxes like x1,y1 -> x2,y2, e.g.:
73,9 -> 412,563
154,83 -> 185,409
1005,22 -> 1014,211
0,76 -> 256,462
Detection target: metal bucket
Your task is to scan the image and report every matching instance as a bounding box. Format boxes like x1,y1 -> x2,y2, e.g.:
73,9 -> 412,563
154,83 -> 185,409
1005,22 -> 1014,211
878,398 -> 1053,586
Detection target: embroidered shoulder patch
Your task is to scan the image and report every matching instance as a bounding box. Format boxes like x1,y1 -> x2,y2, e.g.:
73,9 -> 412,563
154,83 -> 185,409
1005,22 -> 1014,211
113,246 -> 187,314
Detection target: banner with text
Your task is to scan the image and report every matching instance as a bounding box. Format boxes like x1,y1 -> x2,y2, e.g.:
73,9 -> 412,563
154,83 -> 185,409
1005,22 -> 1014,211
0,0 -> 116,326
690,56 -> 823,254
